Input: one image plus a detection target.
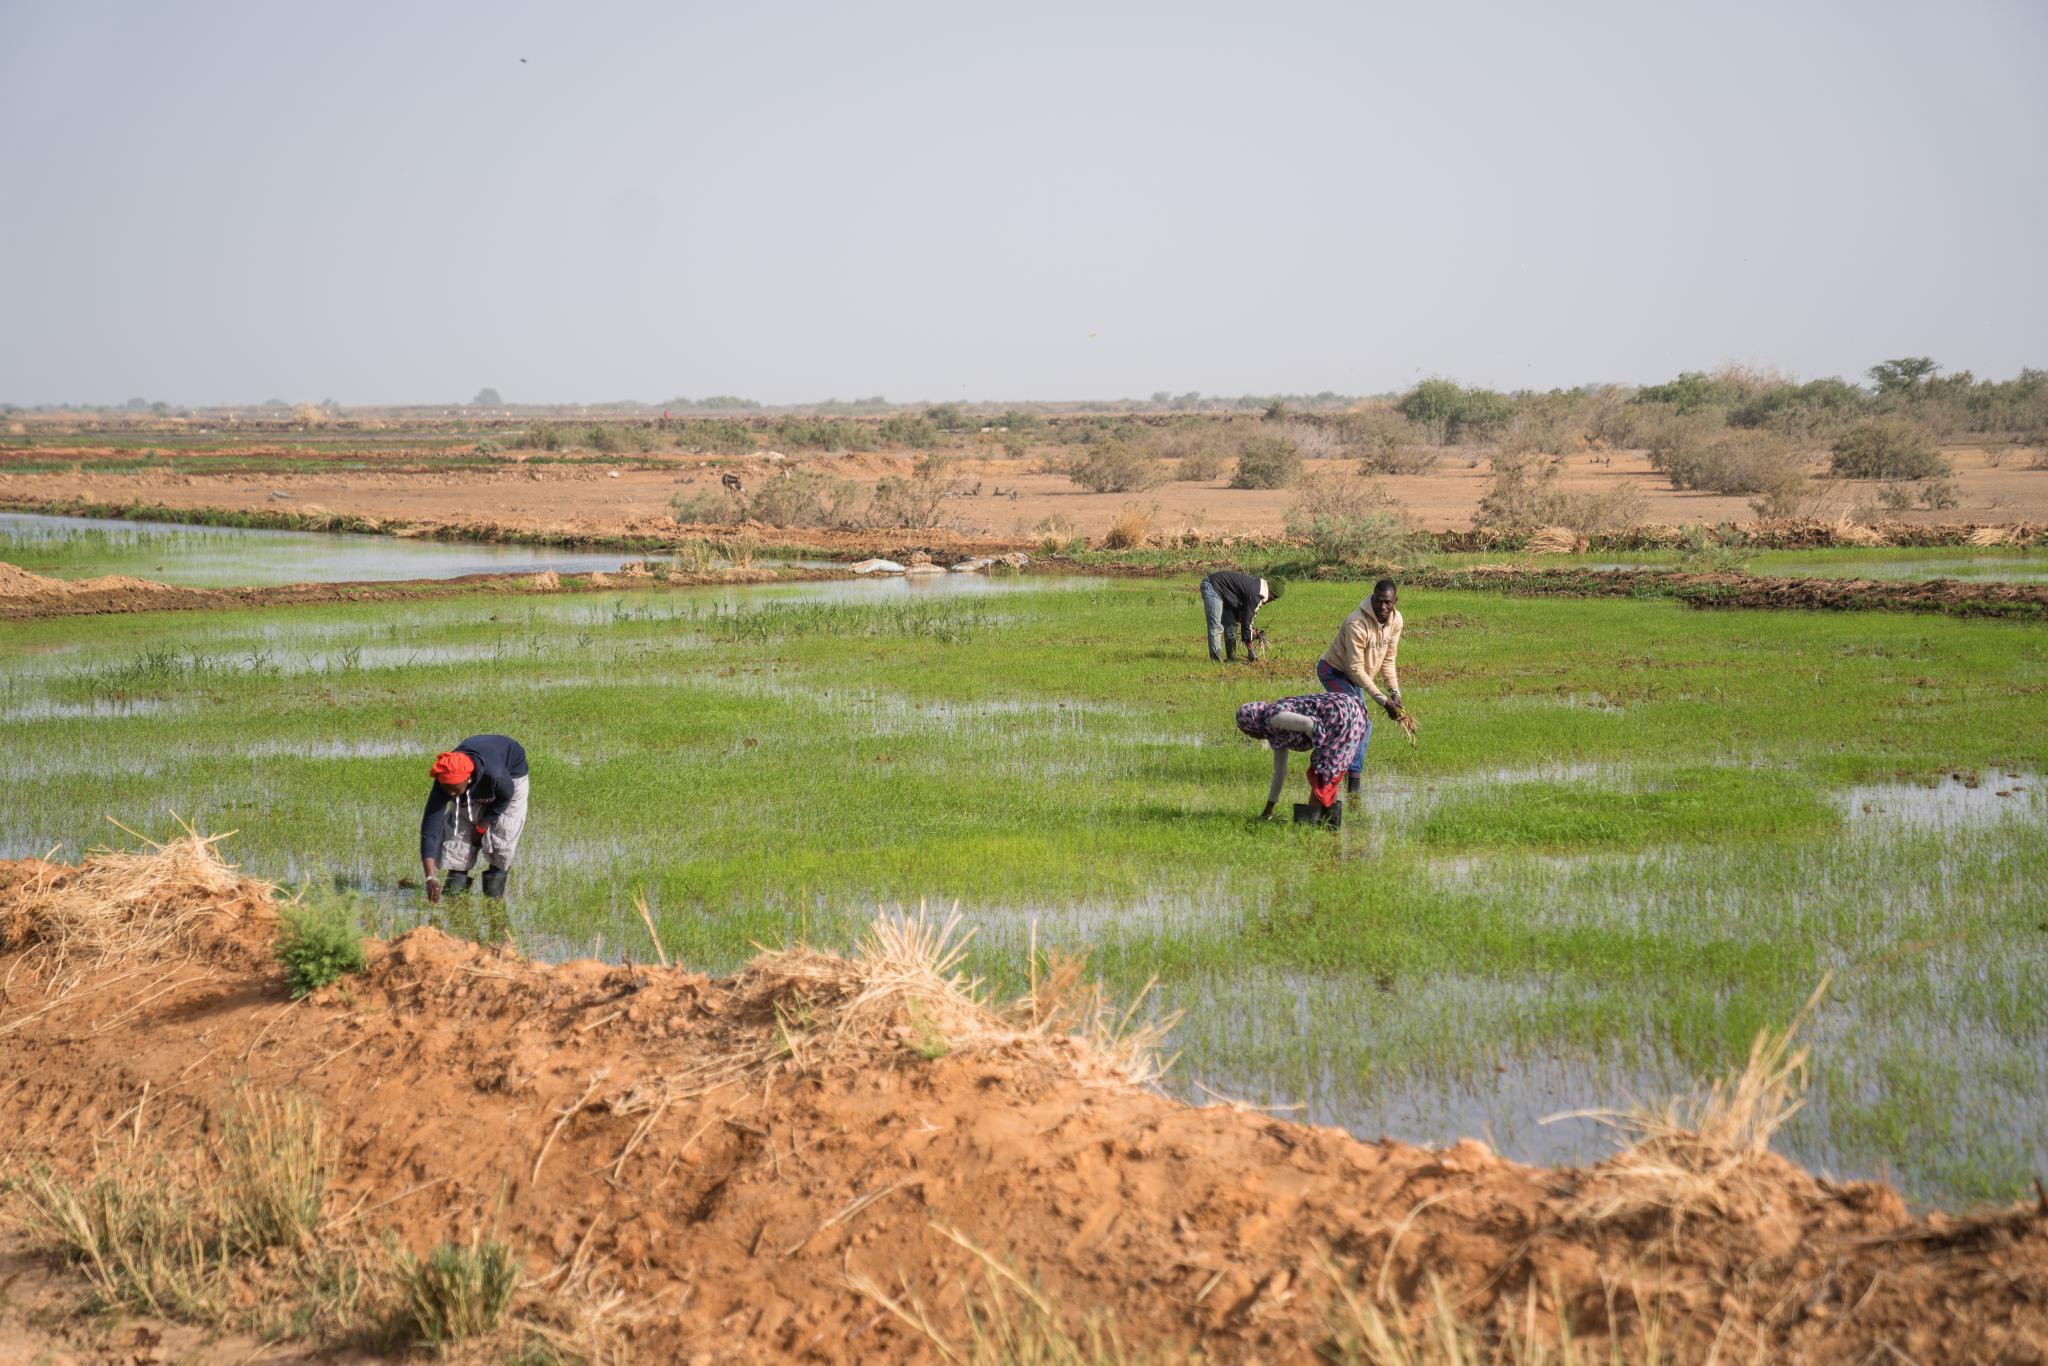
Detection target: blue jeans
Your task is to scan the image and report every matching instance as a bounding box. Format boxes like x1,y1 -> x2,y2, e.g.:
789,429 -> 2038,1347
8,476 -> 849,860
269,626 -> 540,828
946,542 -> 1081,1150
1200,580 -> 1238,661
1316,658 -> 1373,775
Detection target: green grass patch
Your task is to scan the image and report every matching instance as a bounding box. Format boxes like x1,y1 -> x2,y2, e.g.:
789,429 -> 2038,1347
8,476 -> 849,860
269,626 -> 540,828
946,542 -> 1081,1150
1417,768 -> 1836,850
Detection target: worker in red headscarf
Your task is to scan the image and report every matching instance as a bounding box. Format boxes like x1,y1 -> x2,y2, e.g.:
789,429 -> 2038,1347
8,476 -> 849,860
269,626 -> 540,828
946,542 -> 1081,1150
420,734 -> 529,903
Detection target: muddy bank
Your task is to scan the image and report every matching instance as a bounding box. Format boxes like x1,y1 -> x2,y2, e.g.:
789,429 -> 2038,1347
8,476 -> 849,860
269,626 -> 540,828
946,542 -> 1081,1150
1398,565 -> 2048,619
0,560 -> 836,621
2,845 -> 2044,1362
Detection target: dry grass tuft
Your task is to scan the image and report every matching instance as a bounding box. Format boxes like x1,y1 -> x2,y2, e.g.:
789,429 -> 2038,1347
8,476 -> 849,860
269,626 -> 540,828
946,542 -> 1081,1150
1,822 -> 263,987
1558,978 -> 1826,1227
1968,524 -> 2015,547
618,909 -> 1177,1116
1830,515 -> 1887,547
1100,502 -> 1155,550
1525,526 -> 1588,555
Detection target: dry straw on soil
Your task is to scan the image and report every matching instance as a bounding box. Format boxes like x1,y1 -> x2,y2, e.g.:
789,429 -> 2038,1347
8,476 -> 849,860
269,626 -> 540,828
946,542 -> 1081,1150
611,910 -> 1176,1123
0,823 -> 261,993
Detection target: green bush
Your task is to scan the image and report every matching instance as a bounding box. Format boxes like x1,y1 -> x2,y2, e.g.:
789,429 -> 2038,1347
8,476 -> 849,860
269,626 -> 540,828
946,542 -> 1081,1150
1646,419 -> 1802,496
398,1238 -> 517,1348
669,486 -> 744,525
276,894 -> 366,999
1229,435 -> 1302,489
1830,418 -> 1949,479
1067,442 -> 1167,493
1174,448 -> 1227,482
1398,380 -> 1512,443
743,468 -> 862,528
1284,474 -> 1423,566
512,422 -> 568,452
869,453 -> 968,529
675,419 -> 755,455
1475,451 -> 1644,533
878,414 -> 940,449
771,417 -> 875,452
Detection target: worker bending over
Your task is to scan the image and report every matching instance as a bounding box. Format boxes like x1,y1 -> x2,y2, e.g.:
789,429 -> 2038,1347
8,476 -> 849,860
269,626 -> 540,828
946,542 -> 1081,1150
1235,693 -> 1367,821
1200,570 -> 1283,662
420,733 -> 530,903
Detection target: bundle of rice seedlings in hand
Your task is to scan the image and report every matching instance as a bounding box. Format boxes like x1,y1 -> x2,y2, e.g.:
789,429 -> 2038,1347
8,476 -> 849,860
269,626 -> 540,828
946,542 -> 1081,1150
1390,705 -> 1419,746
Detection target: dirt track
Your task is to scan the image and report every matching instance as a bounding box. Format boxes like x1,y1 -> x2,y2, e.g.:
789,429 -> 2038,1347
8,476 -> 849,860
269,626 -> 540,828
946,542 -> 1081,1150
4,848 -> 2045,1362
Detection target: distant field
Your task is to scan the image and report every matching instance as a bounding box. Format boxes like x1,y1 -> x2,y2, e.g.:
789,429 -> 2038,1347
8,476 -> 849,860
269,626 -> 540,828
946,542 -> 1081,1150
2,574 -> 2041,1205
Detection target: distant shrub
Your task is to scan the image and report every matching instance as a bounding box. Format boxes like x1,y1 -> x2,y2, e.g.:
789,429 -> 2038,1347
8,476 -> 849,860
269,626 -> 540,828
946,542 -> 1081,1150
1475,451 -> 1644,534
676,419 -> 755,455
1175,449 -> 1227,482
513,421 -> 569,452
1279,420 -> 1346,461
1919,476 -> 1961,510
772,417 -> 875,452
1729,377 -> 1866,437
1399,380 -> 1512,443
749,468 -> 862,528
869,453 -> 969,529
1336,409 -> 1437,472
669,486 -> 744,525
924,403 -> 972,432
1830,419 -> 1949,480
1229,435 -> 1303,489
276,893 -> 366,999
1285,475 -> 1422,565
584,424 -> 652,454
879,414 -> 940,449
1068,442 -> 1167,493
1876,481 -> 1917,512
1647,419 -> 1804,496
1100,502 -> 1154,549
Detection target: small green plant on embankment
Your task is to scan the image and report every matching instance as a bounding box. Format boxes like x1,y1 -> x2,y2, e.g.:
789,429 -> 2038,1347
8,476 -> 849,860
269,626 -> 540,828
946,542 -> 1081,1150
277,890 -> 367,997
398,1233 -> 519,1348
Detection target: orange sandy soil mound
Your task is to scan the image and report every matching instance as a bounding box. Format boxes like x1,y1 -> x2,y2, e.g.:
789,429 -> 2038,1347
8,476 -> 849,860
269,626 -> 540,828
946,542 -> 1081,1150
3,847 -> 2047,1363
5,443 -> 2045,538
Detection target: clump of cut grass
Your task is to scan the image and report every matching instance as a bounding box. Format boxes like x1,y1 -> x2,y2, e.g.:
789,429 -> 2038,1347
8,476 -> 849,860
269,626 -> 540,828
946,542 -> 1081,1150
397,1231 -> 519,1348
218,1087 -> 330,1252
21,1085 -> 330,1322
618,911 -> 1175,1119
276,889 -> 367,998
1100,502 -> 1154,550
1319,1259 -> 1680,1366
1559,979 -> 1826,1228
849,1221 -> 1137,1366
1,823 -> 257,988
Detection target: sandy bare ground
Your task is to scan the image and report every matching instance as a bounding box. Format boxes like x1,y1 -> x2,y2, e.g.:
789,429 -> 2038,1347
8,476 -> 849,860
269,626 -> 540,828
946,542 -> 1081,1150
3,444 -> 2044,539
4,844 -> 2047,1362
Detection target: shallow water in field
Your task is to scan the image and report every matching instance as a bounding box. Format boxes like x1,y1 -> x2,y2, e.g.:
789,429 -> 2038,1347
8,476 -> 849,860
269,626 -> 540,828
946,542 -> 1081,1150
0,511 -> 1076,596
1840,771 -> 2041,827
0,511 -> 639,584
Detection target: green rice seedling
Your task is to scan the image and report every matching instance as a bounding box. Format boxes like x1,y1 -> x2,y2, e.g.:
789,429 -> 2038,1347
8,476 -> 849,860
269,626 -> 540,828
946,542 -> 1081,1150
219,1087 -> 330,1252
397,1231 -> 519,1348
22,1158 -> 228,1320
276,889 -> 368,998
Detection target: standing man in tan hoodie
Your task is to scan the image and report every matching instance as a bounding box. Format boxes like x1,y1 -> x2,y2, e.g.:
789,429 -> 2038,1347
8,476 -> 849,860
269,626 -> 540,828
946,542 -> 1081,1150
1316,579 -> 1405,796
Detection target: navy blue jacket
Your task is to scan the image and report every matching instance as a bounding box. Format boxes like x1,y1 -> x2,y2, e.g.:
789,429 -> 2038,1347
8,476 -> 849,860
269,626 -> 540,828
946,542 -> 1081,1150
420,734 -> 528,861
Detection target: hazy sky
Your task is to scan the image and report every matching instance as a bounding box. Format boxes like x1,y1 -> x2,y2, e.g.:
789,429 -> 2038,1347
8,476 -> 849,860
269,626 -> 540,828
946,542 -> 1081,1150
3,0 -> 2043,406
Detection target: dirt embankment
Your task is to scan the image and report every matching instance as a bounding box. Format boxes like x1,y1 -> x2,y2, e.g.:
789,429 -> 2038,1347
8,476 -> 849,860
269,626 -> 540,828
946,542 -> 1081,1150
3,845 -> 2045,1362
0,559 -> 829,622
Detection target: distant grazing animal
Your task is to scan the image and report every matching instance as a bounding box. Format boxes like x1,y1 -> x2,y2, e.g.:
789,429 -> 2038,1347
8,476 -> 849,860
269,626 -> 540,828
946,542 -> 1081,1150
720,472 -> 743,495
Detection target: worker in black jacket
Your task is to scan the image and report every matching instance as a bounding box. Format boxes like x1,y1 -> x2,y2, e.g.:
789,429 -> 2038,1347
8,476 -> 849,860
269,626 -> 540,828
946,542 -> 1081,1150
420,734 -> 530,902
1199,570 -> 1283,662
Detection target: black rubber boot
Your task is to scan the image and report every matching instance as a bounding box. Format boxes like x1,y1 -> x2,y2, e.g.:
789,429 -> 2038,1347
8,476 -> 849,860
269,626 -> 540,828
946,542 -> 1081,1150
480,867 -> 508,898
1346,772 -> 1361,796
442,870 -> 472,896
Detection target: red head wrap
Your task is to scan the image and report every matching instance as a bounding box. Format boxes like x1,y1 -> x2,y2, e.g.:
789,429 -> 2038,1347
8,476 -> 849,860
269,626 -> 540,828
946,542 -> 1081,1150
429,751 -> 475,787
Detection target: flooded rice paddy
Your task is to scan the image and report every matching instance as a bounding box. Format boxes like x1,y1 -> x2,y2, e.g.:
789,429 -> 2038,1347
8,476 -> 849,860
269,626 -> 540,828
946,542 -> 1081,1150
2,559 -> 2044,1206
